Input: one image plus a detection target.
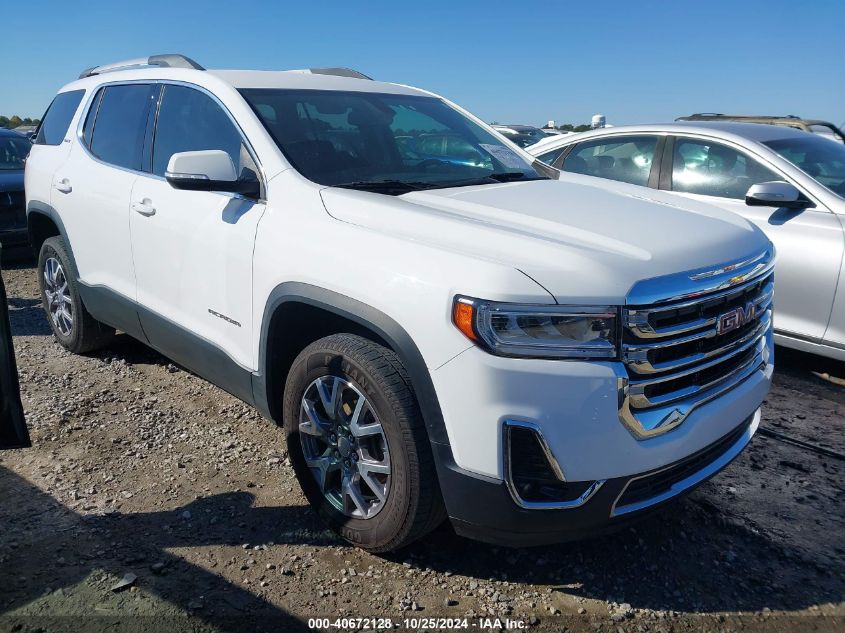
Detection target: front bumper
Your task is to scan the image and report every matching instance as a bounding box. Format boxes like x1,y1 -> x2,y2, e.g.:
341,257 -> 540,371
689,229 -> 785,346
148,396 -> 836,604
437,409 -> 759,547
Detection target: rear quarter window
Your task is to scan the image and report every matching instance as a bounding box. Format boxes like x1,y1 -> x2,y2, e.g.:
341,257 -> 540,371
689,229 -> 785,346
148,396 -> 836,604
34,90 -> 85,146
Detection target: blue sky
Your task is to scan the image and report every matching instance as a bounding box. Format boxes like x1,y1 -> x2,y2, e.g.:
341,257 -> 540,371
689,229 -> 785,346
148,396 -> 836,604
4,0 -> 843,127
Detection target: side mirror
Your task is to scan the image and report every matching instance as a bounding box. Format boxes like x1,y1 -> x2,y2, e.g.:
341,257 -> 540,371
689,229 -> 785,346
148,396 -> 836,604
745,181 -> 810,210
165,150 -> 260,198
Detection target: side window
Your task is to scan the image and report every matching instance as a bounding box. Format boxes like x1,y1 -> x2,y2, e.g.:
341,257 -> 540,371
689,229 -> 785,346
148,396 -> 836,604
152,85 -> 249,178
671,139 -> 780,200
34,90 -> 85,146
562,136 -> 658,186
89,84 -> 156,171
536,147 -> 566,167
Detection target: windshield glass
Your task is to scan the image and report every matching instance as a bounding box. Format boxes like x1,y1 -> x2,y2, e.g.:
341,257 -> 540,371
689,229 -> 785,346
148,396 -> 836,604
240,89 -> 546,192
0,135 -> 31,170
764,135 -> 845,199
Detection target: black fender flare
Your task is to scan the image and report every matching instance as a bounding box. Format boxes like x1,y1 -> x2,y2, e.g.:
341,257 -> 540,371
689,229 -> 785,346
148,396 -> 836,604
26,201 -> 79,270
253,282 -> 451,448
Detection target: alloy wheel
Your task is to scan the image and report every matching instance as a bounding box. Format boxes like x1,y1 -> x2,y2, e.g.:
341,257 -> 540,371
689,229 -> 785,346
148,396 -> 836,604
299,375 -> 391,519
43,257 -> 73,337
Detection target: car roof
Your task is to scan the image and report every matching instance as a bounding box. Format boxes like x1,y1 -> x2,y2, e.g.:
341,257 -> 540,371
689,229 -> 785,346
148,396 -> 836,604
61,66 -> 431,99
679,114 -> 837,127
527,121 -> 812,152
0,128 -> 29,138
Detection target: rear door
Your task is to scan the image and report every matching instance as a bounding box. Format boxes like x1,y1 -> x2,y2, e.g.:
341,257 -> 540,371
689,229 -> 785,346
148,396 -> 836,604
664,136 -> 843,340
56,83 -> 158,305
0,256 -> 29,449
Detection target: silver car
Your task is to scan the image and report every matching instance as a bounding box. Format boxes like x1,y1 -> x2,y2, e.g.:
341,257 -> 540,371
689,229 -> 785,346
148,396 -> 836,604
528,122 -> 845,361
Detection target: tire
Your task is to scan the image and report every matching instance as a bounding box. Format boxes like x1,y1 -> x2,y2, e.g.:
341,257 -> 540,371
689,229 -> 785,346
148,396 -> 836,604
38,236 -> 115,354
283,333 -> 445,552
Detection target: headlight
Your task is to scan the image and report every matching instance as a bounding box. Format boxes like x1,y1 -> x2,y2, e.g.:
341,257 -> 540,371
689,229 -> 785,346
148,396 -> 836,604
452,296 -> 618,360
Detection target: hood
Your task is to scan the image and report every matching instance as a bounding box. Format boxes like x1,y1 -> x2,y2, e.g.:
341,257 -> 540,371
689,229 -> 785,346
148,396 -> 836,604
0,170 -> 24,192
319,175 -> 770,304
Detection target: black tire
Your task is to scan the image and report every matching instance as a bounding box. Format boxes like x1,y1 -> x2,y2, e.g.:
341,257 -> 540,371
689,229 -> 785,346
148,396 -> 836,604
38,236 -> 115,354
283,333 -> 445,552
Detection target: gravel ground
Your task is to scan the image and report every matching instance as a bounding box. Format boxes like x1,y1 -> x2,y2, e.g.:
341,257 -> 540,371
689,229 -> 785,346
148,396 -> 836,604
0,259 -> 843,633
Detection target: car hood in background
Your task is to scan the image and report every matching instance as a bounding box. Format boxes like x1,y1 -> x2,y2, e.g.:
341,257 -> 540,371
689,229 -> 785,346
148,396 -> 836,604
320,175 -> 770,304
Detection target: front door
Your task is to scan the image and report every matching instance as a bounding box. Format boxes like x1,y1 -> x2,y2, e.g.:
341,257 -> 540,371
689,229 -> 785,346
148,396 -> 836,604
129,84 -> 266,378
666,136 -> 844,340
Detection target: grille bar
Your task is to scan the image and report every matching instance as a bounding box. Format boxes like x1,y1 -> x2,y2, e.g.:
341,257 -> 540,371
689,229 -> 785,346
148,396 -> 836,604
618,251 -> 773,439
626,276 -> 773,339
625,302 -> 772,375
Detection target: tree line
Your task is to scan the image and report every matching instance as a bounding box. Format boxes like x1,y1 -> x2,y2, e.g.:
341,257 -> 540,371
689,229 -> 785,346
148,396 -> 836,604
1,116 -> 40,129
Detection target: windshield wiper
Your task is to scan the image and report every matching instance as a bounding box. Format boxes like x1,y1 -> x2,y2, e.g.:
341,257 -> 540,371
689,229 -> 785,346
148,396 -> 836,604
333,180 -> 437,194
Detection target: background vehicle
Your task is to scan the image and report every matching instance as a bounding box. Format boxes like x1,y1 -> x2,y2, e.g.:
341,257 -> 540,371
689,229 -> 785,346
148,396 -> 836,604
12,125 -> 38,140
677,114 -> 845,144
0,129 -> 32,254
0,249 -> 30,449
491,124 -> 548,147
25,55 -> 772,551
529,121 -> 845,361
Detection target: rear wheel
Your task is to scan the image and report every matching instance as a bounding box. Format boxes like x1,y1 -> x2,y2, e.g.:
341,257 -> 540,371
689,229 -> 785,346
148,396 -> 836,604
38,237 -> 115,354
283,334 -> 445,552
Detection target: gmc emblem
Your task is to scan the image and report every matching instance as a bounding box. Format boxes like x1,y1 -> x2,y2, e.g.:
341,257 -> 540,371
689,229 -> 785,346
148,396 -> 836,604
717,302 -> 756,335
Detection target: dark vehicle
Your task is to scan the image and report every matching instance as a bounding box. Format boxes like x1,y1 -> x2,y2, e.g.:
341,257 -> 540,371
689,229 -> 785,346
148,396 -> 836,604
492,125 -> 548,148
677,114 -> 845,144
0,250 -> 29,449
0,129 -> 32,251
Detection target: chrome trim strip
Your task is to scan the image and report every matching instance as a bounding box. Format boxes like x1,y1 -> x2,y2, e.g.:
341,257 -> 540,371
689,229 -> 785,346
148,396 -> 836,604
626,247 -> 774,307
688,251 -> 769,280
625,309 -> 771,375
625,277 -> 773,339
617,335 -> 770,439
502,420 -> 605,510
628,332 -> 765,409
611,409 -> 760,517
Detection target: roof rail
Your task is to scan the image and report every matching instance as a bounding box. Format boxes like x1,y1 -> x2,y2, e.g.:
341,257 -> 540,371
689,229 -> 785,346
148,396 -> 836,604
79,54 -> 204,79
292,67 -> 372,80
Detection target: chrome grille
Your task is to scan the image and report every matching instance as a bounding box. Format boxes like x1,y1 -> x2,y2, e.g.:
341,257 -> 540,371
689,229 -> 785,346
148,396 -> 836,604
619,249 -> 774,439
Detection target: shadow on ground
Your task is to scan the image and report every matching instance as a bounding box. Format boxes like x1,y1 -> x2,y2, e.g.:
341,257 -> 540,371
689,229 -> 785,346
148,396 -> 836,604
0,467 -> 323,631
2,463 -> 842,628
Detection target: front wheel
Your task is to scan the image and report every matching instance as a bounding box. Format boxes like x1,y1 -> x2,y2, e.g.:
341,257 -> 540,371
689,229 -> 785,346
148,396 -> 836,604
283,334 -> 445,552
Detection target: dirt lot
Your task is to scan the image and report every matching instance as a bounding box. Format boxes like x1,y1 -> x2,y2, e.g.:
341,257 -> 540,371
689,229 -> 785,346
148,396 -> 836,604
1,259 -> 843,633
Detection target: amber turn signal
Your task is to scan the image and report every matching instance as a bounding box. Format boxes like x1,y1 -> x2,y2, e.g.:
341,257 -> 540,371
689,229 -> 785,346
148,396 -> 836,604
452,299 -> 477,342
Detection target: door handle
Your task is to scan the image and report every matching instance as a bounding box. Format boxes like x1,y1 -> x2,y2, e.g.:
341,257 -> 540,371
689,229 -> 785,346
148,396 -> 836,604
131,200 -> 156,217
55,178 -> 72,194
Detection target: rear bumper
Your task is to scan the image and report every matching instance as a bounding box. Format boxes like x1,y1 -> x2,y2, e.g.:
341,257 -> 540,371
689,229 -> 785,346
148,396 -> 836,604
437,409 -> 758,547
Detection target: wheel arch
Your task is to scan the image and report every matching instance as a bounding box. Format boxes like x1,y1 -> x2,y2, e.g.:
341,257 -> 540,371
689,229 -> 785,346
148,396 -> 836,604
27,202 -> 74,267
254,282 -> 450,447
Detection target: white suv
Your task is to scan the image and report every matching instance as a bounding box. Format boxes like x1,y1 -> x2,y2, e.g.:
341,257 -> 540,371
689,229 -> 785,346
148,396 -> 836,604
26,54 -> 774,551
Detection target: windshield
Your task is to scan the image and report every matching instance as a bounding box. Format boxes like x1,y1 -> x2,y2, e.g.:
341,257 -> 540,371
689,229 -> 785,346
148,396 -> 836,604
0,135 -> 31,170
764,135 -> 845,199
240,89 -> 546,193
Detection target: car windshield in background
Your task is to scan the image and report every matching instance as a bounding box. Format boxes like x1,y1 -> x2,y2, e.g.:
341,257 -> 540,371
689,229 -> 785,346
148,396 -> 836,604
239,89 -> 546,193
496,126 -> 548,148
764,135 -> 845,198
0,135 -> 31,170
